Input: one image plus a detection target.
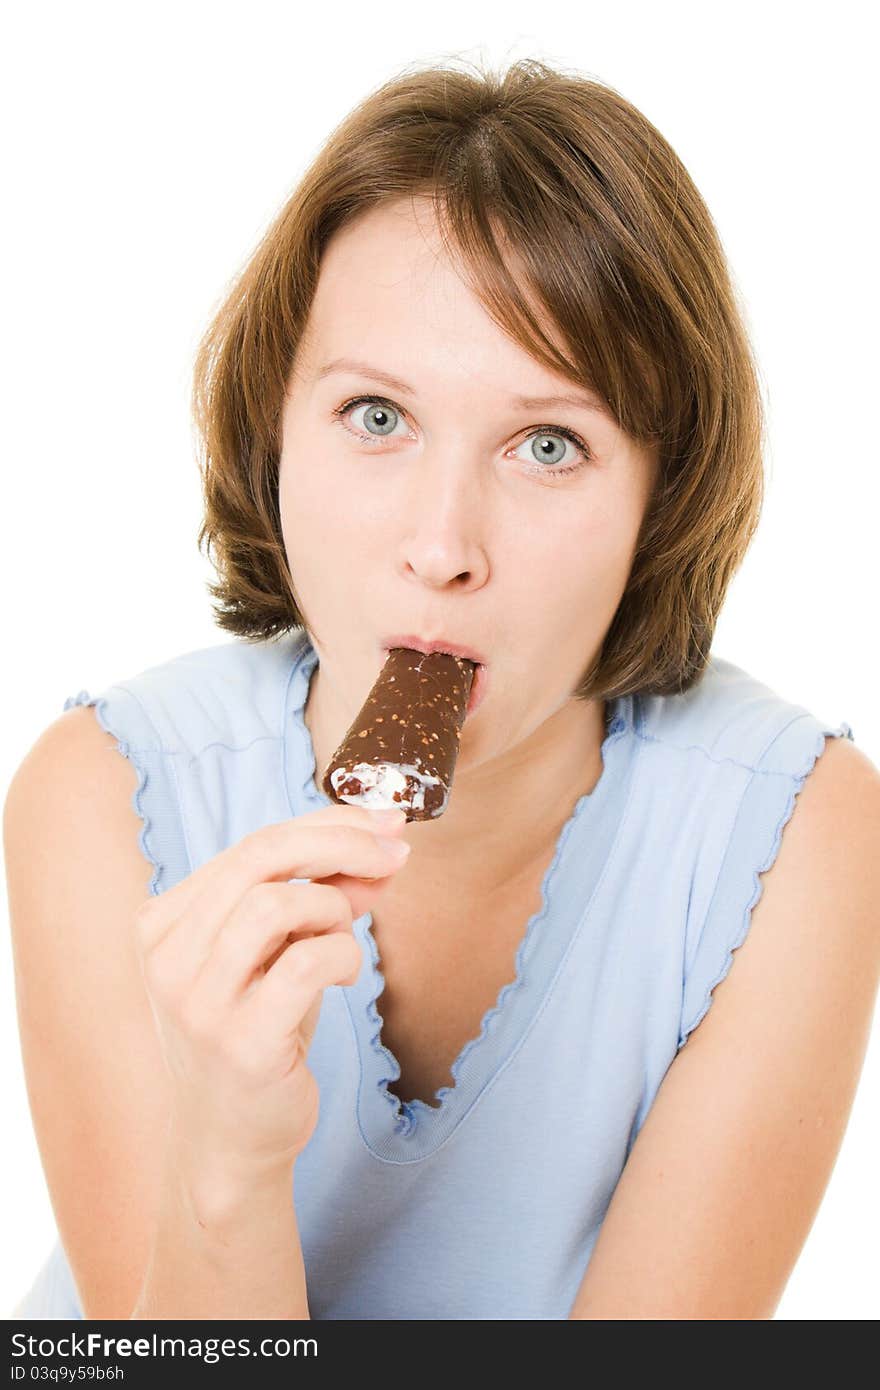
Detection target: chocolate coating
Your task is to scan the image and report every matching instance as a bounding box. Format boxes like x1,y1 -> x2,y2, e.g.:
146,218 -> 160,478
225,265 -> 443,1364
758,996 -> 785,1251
321,648 -> 477,822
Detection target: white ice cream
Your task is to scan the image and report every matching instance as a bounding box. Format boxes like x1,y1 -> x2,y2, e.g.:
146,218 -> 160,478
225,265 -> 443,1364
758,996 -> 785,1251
329,760 -> 446,816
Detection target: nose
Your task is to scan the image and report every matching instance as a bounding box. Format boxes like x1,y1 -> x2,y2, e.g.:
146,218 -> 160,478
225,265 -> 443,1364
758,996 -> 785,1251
397,448 -> 490,590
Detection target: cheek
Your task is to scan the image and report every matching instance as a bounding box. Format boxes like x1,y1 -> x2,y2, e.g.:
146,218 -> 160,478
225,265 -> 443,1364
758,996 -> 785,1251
279,456 -> 337,547
504,493 -> 643,634
282,450 -> 389,533
279,458 -> 379,592
529,494 -> 637,577
278,465 -> 324,589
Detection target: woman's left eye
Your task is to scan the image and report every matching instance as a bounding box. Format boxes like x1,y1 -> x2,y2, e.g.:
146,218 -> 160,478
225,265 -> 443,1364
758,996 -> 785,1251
331,395 -> 592,480
508,429 -> 589,475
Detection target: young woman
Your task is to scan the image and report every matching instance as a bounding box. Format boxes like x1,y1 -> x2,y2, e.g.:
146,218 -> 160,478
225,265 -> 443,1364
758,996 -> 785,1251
7,58 -> 879,1321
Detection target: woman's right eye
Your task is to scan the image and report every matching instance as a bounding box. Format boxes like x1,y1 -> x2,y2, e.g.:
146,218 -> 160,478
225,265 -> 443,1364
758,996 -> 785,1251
332,396 -> 410,444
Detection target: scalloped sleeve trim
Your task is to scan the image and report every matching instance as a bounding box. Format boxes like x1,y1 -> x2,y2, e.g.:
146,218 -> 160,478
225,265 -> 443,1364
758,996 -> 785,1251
677,716 -> 855,1052
63,686 -> 191,898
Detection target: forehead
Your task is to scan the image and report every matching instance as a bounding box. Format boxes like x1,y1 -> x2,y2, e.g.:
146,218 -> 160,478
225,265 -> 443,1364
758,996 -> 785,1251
304,199 -> 489,345
317,197 -> 456,287
297,200 -> 610,415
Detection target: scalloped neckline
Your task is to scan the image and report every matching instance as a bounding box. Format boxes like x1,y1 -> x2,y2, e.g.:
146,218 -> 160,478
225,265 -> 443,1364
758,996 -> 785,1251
283,631 -> 638,1161
358,800 -> 594,1129
368,848 -> 557,1113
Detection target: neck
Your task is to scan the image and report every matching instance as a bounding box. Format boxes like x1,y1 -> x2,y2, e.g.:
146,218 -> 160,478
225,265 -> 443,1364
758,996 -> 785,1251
303,661 -> 608,896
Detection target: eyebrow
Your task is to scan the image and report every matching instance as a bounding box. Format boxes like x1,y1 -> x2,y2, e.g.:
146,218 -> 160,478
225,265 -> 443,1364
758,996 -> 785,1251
315,356 -> 614,420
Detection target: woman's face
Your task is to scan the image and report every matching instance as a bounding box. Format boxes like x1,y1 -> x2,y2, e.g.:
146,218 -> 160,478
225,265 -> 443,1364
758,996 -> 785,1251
278,196 -> 659,764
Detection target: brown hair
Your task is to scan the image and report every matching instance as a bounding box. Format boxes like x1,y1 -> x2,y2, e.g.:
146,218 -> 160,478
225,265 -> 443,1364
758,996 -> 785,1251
192,56 -> 765,700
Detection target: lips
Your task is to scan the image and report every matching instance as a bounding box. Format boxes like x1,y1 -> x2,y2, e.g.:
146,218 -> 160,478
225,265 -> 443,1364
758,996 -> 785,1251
380,633 -> 488,665
380,634 -> 489,717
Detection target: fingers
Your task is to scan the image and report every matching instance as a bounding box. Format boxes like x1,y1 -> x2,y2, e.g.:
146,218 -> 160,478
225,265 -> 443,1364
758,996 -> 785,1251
232,928 -> 363,1061
135,807 -> 408,972
133,804 -> 405,942
192,880 -> 355,1011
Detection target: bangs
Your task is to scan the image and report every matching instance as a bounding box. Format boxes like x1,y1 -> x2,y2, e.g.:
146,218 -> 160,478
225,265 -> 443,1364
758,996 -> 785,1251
422,138 -> 667,445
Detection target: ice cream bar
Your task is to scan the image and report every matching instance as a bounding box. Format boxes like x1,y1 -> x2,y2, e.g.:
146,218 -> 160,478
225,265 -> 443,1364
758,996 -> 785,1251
321,648 -> 477,821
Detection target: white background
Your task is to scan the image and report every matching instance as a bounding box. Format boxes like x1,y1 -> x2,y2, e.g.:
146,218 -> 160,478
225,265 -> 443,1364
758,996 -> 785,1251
2,0 -> 877,1321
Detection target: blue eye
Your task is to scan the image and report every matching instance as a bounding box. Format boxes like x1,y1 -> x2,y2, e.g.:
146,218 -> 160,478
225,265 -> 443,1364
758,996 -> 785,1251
331,394 -> 592,481
338,398 -> 407,438
509,429 -> 588,475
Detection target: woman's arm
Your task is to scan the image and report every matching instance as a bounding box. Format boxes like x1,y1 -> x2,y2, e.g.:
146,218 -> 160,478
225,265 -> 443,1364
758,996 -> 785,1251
5,708 -> 177,1318
569,736 -> 880,1319
131,1139 -> 309,1320
4,708 -> 311,1320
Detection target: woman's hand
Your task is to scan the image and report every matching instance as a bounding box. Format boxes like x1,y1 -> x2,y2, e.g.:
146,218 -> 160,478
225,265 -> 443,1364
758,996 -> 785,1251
133,803 -> 410,1188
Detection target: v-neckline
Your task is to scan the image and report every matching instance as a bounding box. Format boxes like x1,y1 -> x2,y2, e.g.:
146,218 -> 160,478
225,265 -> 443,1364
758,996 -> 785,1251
283,632 -> 638,1162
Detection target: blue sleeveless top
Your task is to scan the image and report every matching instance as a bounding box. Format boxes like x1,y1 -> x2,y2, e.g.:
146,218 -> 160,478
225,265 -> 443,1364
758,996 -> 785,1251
16,629 -> 854,1320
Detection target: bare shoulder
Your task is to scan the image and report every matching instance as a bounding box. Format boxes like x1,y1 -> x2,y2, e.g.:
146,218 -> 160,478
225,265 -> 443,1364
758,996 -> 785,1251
748,732 -> 880,977
570,732 -> 880,1319
789,729 -> 880,838
4,703 -> 156,945
680,729 -> 880,1056
4,704 -> 173,1319
6,702 -> 150,858
750,727 -> 880,924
